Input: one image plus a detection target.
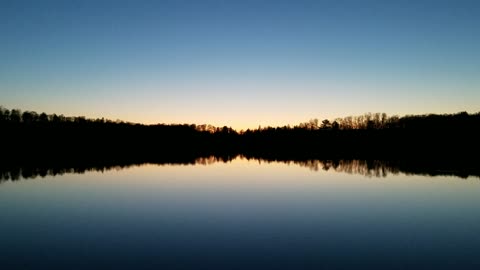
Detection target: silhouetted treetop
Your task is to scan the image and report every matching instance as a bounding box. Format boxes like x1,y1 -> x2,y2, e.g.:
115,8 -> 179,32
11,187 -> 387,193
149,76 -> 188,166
1,106 -> 479,132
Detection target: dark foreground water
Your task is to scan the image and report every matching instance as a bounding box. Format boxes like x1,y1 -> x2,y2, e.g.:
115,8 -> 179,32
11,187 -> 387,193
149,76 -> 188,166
1,157 -> 479,269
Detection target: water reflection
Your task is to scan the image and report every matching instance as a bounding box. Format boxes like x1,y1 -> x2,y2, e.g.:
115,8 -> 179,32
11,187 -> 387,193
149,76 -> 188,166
1,155 -> 480,270
1,155 -> 478,182
289,159 -> 398,177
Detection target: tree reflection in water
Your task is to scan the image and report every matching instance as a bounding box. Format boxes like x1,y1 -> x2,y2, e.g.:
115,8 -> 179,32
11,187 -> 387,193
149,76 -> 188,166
1,156 -> 478,182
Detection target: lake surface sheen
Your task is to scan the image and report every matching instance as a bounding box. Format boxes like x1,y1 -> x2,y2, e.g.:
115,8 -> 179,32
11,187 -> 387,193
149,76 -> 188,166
1,157 -> 479,269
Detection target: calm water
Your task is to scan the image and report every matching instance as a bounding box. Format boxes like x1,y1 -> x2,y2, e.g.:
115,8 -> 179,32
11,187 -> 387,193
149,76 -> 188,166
1,157 -> 479,269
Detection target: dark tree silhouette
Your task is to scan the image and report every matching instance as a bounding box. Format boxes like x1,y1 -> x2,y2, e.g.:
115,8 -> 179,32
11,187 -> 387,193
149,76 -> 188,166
0,105 -> 479,179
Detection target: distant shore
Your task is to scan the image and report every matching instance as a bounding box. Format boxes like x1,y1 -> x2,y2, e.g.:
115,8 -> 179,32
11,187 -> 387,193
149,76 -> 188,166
1,106 -> 479,180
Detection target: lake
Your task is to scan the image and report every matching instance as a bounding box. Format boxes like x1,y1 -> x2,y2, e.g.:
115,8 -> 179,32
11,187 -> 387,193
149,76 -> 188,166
1,157 -> 479,269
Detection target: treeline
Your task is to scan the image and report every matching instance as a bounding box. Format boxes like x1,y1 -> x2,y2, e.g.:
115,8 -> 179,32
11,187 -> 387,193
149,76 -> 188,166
0,107 -> 235,133
1,106 -> 480,163
295,112 -> 480,131
0,106 -> 239,163
2,107 -> 478,133
241,111 -> 480,159
3,107 -> 478,132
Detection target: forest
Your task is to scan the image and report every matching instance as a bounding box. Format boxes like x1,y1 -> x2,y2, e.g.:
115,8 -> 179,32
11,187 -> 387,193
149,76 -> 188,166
1,106 -> 479,170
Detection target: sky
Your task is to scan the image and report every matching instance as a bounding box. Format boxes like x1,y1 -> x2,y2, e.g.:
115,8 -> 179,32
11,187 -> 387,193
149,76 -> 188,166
1,0 -> 479,130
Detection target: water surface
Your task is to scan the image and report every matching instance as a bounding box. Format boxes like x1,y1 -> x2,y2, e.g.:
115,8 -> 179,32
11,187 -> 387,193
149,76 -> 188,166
1,157 -> 479,269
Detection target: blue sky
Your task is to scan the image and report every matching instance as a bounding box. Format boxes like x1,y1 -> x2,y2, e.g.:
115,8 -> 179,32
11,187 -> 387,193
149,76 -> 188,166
1,0 -> 479,129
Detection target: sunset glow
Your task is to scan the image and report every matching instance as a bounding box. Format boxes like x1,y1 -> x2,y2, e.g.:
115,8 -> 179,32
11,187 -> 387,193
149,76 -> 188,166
1,0 -> 479,129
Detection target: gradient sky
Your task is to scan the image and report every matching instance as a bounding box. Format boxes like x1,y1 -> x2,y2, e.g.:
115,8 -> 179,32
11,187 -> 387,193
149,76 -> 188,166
1,0 -> 479,130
